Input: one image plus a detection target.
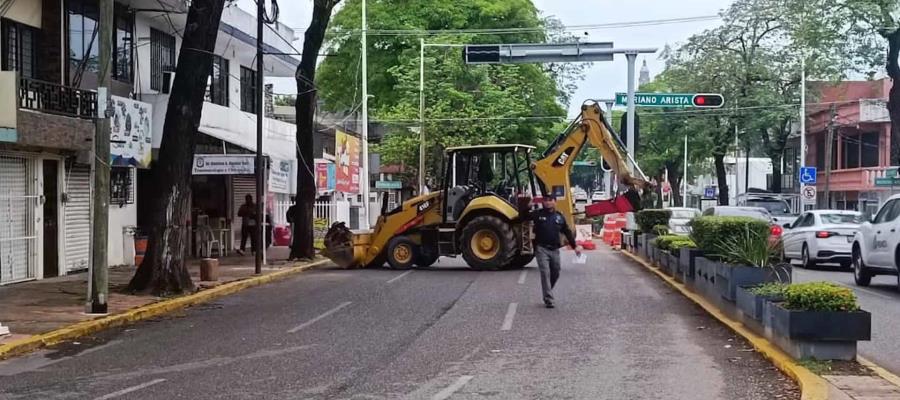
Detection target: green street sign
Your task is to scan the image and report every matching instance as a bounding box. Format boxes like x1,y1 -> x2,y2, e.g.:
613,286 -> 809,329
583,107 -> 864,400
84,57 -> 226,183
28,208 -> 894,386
887,167 -> 899,178
614,92 -> 724,108
573,160 -> 597,166
874,177 -> 900,187
375,180 -> 402,189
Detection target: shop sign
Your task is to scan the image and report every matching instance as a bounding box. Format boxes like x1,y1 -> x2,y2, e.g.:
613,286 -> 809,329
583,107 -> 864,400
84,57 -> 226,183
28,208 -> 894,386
110,96 -> 153,169
335,129 -> 360,194
375,180 -> 402,189
192,154 -> 255,175
269,158 -> 294,194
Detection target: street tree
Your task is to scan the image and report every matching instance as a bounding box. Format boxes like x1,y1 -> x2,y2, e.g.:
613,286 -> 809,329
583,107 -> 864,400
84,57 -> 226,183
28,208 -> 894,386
291,0 -> 342,261
127,0 -> 228,295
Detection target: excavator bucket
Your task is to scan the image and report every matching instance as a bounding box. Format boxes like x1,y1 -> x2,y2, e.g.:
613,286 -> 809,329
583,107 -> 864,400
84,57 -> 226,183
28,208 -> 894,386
584,189 -> 643,217
322,222 -> 362,269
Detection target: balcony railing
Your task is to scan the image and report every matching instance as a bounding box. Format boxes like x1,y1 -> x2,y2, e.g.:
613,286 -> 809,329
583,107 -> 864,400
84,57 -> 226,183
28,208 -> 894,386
18,77 -> 96,119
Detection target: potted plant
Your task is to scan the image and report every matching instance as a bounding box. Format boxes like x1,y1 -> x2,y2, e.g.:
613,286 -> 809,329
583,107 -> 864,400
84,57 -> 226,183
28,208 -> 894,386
769,282 -> 871,360
713,227 -> 792,302
668,237 -> 696,283
636,210 -> 671,262
737,282 -> 785,323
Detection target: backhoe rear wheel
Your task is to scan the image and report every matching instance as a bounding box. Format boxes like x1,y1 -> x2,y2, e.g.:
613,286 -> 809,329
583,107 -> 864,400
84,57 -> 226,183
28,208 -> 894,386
502,254 -> 535,270
461,216 -> 516,270
415,246 -> 440,268
387,236 -> 418,270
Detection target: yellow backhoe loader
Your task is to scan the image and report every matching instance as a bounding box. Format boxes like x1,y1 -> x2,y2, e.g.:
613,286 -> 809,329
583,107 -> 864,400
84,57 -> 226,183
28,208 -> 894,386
323,100 -> 651,270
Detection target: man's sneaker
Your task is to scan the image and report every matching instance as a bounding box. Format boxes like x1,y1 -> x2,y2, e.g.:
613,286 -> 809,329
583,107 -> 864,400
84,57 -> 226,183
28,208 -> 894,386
236,249 -> 245,256
545,302 -> 555,309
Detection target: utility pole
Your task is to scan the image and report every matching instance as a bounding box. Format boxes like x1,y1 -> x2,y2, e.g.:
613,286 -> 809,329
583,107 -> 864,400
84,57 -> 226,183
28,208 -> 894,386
88,0 -> 113,314
824,104 -> 836,208
418,38 -> 425,194
360,0 -> 370,229
683,135 -> 688,207
255,0 -> 264,274
625,53 -> 637,161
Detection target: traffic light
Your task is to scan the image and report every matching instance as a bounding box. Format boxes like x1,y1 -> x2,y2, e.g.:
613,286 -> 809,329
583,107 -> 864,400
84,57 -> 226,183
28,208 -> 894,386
691,94 -> 724,108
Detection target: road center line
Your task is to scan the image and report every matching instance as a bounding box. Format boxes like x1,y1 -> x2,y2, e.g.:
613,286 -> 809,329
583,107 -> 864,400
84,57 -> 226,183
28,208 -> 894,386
501,302 -> 518,331
288,302 -> 352,333
387,270 -> 414,284
432,375 -> 474,400
517,269 -> 528,284
93,378 -> 166,400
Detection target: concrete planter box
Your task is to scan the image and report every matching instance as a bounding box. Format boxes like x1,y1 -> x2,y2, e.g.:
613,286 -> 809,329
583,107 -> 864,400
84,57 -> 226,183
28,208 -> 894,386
659,250 -> 678,277
736,286 -> 773,322
679,248 -> 702,284
692,256 -> 720,304
715,263 -> 791,302
769,303 -> 871,360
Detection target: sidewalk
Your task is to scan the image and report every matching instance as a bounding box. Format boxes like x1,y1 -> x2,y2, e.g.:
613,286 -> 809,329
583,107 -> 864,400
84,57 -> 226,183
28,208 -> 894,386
0,246 -> 305,345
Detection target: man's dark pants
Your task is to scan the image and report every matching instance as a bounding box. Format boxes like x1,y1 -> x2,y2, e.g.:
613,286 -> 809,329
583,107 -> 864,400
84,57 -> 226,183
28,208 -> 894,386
536,245 -> 561,305
240,225 -> 258,252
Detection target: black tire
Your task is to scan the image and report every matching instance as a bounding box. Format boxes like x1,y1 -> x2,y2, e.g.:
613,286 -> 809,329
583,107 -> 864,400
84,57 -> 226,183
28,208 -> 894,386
502,254 -> 535,270
415,246 -> 440,268
386,236 -> 418,270
853,246 -> 872,287
461,215 -> 517,270
840,261 -> 852,270
801,244 -> 816,269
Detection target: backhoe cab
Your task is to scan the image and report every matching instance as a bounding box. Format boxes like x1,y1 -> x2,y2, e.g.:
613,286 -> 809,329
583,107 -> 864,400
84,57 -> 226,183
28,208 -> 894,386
323,100 -> 649,270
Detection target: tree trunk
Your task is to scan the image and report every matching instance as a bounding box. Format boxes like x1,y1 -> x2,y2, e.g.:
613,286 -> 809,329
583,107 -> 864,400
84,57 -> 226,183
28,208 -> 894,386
127,0 -> 226,295
770,153 -> 783,193
714,153 -> 729,206
885,28 -> 900,166
291,0 -> 340,260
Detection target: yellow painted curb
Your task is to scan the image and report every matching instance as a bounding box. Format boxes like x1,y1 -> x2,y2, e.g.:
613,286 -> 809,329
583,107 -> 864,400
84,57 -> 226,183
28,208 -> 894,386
618,249 -> 830,400
0,258 -> 330,361
858,356 -> 900,388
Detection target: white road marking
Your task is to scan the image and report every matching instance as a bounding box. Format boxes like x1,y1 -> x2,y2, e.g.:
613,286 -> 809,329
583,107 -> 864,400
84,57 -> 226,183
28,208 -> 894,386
288,302 -> 352,333
501,302 -> 518,331
432,375 -> 474,400
93,378 -> 166,400
387,270 -> 414,284
517,269 -> 528,284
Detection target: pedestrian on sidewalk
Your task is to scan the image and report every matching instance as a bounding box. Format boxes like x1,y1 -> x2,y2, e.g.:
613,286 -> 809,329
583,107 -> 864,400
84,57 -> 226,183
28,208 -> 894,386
236,194 -> 258,255
529,195 -> 581,308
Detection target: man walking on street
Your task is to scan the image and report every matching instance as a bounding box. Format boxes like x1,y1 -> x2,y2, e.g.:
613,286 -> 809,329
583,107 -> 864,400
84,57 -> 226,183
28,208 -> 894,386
530,195 -> 581,308
236,194 -> 257,255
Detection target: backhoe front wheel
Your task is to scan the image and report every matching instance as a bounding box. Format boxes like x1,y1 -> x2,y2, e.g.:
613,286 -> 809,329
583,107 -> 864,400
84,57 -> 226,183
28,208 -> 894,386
461,216 -> 516,270
387,236 -> 418,270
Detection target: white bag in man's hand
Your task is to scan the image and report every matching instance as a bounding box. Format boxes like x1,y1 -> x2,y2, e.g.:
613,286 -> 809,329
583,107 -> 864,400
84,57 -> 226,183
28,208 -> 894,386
573,252 -> 587,264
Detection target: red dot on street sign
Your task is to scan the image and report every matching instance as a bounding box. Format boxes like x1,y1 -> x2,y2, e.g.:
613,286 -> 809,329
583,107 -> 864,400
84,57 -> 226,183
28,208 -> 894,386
696,97 -> 705,105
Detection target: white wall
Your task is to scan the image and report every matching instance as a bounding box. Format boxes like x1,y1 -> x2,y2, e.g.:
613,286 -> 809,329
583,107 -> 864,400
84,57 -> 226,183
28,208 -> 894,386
108,201 -> 137,266
5,0 -> 41,28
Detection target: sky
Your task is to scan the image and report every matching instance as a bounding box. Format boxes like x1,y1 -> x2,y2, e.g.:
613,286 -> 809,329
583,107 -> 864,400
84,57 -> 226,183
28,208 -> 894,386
239,0 -> 734,116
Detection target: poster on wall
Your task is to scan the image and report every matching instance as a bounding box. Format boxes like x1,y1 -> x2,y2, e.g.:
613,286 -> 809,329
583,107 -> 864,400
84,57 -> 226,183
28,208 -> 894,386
335,129 -> 360,194
316,161 -> 336,192
110,96 -> 153,168
269,158 -> 295,194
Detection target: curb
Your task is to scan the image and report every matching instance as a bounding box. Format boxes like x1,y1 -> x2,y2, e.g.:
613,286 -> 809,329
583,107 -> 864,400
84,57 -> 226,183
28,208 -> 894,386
618,249 -> 829,400
858,356 -> 900,388
0,258 -> 330,361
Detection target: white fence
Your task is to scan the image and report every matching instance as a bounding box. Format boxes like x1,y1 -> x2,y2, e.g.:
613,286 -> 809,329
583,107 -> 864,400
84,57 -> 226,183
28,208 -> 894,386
315,201 -> 337,225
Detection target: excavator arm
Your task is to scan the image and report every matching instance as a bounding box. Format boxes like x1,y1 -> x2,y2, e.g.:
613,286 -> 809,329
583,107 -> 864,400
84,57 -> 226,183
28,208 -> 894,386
532,100 -> 650,228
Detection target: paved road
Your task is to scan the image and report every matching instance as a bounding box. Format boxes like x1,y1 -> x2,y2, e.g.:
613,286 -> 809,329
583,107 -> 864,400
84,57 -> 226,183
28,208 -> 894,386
793,265 -> 900,376
0,248 -> 797,399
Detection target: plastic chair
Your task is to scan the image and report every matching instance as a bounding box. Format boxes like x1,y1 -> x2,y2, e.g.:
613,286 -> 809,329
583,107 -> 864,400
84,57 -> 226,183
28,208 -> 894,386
199,225 -> 222,258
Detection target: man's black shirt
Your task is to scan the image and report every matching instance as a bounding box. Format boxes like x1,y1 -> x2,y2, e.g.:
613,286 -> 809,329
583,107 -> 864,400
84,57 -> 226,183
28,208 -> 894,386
528,208 -> 577,250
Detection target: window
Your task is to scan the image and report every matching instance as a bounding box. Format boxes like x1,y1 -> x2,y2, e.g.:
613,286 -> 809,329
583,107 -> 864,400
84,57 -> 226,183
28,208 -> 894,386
873,200 -> 897,224
150,28 -> 175,91
206,55 -> 228,106
842,134 -> 860,169
886,200 -> 900,223
110,167 -> 134,205
113,8 -> 132,82
861,132 -> 879,168
240,66 -> 257,113
67,0 -> 99,80
820,213 -> 862,225
1,18 -> 38,78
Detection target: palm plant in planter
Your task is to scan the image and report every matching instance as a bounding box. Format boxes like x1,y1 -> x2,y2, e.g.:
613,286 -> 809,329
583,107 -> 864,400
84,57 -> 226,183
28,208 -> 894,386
769,282 -> 870,360
710,224 -> 792,302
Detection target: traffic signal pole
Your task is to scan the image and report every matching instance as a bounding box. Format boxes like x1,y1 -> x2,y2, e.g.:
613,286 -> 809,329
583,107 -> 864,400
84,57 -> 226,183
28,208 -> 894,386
625,52 -> 637,163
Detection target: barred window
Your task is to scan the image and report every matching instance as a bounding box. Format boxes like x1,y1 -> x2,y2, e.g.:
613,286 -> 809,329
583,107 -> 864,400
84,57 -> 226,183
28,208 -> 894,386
110,167 -> 134,205
205,55 -> 229,106
150,28 -> 175,91
240,66 -> 257,113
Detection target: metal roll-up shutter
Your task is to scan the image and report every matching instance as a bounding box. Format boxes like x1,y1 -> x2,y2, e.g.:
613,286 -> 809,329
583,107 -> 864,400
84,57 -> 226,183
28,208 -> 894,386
64,165 -> 91,273
0,154 -> 38,284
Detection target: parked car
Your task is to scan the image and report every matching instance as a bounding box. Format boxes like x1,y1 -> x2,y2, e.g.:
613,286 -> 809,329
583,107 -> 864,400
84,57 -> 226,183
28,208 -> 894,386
574,190 -> 589,203
782,210 -> 861,269
666,207 -> 700,235
852,194 -> 900,288
738,195 -> 798,227
700,206 -> 783,242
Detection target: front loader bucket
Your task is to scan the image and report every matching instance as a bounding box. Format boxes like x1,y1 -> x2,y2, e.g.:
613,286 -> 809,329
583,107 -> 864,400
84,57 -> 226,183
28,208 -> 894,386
584,189 -> 643,217
322,222 -> 365,268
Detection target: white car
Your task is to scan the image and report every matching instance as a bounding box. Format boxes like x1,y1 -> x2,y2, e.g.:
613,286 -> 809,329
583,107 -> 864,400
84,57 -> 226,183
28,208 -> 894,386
781,210 -> 861,269
574,190 -> 589,203
591,191 -> 609,201
667,207 -> 700,235
852,194 -> 900,289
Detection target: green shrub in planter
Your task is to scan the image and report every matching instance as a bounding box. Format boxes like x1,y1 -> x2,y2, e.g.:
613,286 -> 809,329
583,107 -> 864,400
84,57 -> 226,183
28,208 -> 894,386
653,224 -> 670,235
690,216 -> 770,256
654,235 -> 682,251
636,209 -> 672,233
783,282 -> 859,312
751,282 -> 787,297
667,237 -> 697,254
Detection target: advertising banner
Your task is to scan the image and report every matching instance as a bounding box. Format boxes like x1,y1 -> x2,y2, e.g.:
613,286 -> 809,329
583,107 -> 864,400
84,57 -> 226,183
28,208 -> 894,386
269,158 -> 294,194
110,95 -> 153,168
335,129 -> 360,194
316,161 -> 336,192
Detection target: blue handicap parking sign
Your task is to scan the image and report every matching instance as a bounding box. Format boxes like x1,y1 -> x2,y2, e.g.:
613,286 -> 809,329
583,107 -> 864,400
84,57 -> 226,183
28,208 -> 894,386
799,167 -> 817,184
704,187 -> 716,198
